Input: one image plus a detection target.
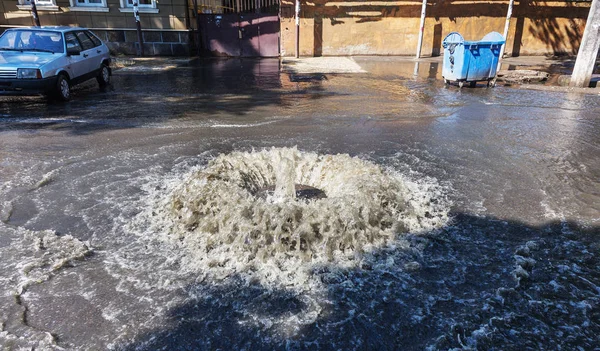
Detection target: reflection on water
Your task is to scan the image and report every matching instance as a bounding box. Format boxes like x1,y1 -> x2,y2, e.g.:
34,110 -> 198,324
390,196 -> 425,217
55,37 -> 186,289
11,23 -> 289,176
0,58 -> 598,350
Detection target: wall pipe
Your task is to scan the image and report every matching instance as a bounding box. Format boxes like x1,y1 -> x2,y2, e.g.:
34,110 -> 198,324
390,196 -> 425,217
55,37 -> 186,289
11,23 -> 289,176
415,0 -> 427,59
497,0 -> 514,71
133,0 -> 144,56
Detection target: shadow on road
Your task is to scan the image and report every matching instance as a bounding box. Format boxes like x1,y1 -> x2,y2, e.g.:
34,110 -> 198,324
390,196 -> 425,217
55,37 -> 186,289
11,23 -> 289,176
0,58 -> 343,135
120,213 -> 600,350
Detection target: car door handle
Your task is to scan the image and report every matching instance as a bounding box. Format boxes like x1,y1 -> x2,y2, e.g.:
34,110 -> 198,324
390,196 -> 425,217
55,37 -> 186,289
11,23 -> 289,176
83,53 -> 89,58
97,50 -> 101,53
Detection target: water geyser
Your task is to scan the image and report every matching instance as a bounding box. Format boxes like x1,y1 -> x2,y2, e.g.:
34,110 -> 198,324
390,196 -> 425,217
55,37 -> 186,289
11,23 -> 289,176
163,148 -> 448,268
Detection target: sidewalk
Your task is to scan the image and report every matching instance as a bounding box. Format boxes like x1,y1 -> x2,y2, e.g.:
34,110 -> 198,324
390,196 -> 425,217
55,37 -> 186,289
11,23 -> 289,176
111,55 -> 600,94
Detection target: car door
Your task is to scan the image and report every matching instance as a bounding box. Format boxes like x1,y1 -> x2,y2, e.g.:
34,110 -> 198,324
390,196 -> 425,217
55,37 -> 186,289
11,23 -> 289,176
85,30 -> 108,67
64,31 -> 87,80
75,31 -> 98,76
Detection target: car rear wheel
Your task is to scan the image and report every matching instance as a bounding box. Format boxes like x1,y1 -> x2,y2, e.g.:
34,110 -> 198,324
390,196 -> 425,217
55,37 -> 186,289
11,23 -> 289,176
97,64 -> 110,88
53,74 -> 71,101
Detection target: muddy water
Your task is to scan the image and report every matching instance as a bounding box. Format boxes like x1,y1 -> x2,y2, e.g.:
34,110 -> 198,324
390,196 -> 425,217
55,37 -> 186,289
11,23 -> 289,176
0,58 -> 598,350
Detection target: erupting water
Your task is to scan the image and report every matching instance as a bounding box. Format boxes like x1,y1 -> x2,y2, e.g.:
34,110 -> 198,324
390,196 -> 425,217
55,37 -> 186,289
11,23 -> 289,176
145,147 -> 450,287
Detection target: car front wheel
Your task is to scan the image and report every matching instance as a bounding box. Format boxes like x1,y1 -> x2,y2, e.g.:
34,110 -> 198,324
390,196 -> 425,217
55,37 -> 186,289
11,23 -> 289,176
97,64 -> 110,88
54,74 -> 71,101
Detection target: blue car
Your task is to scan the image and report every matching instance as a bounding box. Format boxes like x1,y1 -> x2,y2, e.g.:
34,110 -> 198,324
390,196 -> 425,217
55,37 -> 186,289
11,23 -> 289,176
0,26 -> 111,101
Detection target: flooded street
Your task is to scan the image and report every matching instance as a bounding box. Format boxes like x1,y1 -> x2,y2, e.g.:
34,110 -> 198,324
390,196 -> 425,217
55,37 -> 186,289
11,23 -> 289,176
0,58 -> 599,350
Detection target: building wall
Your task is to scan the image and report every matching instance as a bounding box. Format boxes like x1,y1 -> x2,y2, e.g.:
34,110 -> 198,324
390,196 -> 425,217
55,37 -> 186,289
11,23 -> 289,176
0,0 -> 193,55
280,0 -> 592,57
1,0 -> 593,56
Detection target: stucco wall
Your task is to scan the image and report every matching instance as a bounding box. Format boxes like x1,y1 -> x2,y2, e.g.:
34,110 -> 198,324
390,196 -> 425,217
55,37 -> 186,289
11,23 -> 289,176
0,0 -> 189,29
1,0 -> 593,56
0,0 -> 192,55
280,0 -> 592,57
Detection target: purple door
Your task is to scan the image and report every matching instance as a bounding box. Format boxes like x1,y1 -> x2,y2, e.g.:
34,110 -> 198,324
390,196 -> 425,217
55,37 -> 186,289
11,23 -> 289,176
200,14 -> 240,57
258,15 -> 280,57
239,14 -> 259,57
200,14 -> 279,57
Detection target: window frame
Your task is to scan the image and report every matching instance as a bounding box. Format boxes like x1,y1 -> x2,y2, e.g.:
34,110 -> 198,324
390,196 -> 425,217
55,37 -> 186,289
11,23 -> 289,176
64,31 -> 83,53
68,0 -> 109,12
16,0 -> 59,11
118,0 -> 159,13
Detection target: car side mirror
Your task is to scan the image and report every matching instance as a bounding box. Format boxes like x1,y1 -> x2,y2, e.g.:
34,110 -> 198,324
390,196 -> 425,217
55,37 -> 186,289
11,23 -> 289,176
67,48 -> 80,56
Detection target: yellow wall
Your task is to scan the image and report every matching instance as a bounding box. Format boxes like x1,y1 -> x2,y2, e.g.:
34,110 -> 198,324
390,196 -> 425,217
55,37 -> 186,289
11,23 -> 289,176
281,0 -> 592,57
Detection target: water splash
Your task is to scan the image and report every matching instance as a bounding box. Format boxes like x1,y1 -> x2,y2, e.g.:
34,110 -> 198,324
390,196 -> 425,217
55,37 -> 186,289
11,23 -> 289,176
144,148 -> 450,287
272,152 -> 296,202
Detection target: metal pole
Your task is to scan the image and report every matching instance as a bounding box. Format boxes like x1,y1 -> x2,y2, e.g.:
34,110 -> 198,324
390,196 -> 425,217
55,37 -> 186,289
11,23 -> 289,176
415,0 -> 427,59
133,0 -> 144,56
570,0 -> 600,87
295,0 -> 300,58
184,0 -> 191,30
31,0 -> 41,27
497,0 -> 514,71
193,0 -> 201,57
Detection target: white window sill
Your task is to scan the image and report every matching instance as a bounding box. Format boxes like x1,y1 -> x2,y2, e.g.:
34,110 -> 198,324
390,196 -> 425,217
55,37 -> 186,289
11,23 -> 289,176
67,6 -> 110,12
118,7 -> 159,13
17,4 -> 60,11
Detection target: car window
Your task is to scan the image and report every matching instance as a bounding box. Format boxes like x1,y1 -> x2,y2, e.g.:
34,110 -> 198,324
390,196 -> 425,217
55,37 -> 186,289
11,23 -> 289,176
0,30 -> 64,53
86,31 -> 102,47
36,32 -> 64,53
0,31 -> 17,49
65,32 -> 82,52
76,31 -> 95,51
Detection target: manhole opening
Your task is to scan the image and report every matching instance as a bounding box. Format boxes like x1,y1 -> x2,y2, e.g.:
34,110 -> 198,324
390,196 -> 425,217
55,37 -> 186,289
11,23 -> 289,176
255,184 -> 327,200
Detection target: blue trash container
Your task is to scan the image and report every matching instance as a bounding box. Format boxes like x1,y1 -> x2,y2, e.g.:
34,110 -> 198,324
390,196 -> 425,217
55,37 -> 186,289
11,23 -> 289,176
442,31 -> 505,87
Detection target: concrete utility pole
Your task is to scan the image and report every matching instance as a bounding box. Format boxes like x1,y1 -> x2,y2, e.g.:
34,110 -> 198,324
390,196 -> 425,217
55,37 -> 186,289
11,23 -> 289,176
31,0 -> 41,27
570,0 -> 600,88
497,0 -> 514,72
501,0 -> 514,55
415,0 -> 427,59
133,0 -> 145,56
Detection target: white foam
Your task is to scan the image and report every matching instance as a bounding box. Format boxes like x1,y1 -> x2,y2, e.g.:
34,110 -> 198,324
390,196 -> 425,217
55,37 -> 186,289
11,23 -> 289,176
133,147 -> 451,290
0,225 -> 91,350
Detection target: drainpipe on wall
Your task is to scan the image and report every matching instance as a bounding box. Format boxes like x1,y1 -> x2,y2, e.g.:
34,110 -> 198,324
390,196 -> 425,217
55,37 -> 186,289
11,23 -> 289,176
193,0 -> 201,57
295,0 -> 300,58
184,0 -> 191,30
497,0 -> 514,71
133,0 -> 145,56
415,0 -> 427,59
31,0 -> 41,27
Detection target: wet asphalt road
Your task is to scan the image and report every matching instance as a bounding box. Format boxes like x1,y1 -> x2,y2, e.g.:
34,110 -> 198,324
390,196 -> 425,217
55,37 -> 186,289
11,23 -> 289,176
0,58 -> 599,350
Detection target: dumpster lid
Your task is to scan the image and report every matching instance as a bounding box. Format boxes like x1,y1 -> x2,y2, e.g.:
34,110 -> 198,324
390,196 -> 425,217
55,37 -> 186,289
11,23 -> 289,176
481,31 -> 505,43
442,32 -> 464,48
443,31 -> 506,47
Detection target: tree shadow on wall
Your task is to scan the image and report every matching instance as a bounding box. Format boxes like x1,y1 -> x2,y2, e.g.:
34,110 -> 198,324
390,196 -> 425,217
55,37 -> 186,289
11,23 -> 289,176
119,213 -> 600,350
289,0 -> 592,57
511,0 -> 587,56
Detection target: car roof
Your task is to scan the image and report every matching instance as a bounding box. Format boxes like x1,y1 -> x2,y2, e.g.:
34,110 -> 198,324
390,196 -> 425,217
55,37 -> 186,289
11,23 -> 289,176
7,26 -> 88,33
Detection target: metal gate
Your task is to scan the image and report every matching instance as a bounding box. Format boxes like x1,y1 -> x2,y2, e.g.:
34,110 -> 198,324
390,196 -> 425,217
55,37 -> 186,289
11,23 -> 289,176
194,0 -> 280,57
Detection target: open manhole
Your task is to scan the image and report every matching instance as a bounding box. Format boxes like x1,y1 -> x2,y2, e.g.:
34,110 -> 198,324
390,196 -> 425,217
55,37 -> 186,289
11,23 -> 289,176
255,184 -> 327,200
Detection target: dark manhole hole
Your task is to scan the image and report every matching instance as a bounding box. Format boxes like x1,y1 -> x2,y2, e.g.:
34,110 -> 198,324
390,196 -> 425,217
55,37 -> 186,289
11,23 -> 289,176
256,184 -> 327,200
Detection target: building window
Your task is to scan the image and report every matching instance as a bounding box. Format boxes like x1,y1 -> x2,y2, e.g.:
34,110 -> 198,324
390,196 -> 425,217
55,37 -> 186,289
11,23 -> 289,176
127,0 -> 154,7
68,0 -> 109,11
118,0 -> 159,13
16,0 -> 60,11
